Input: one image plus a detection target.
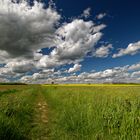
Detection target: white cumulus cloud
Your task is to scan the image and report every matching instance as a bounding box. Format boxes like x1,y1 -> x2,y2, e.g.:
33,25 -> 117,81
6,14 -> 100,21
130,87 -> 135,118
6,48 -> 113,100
93,44 -> 113,58
0,0 -> 109,83
38,19 -> 105,68
68,64 -> 82,73
81,8 -> 91,18
113,41 -> 140,58
96,13 -> 106,19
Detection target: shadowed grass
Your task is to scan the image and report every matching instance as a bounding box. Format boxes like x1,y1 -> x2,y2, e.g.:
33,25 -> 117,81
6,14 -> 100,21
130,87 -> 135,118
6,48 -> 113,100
0,86 -> 39,140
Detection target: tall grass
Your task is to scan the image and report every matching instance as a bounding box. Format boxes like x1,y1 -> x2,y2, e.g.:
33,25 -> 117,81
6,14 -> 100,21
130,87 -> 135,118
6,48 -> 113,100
43,86 -> 140,140
0,85 -> 139,140
0,86 -> 38,140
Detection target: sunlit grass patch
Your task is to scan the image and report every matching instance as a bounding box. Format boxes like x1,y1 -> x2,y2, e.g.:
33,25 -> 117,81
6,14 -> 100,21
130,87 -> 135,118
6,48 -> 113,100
43,86 -> 140,140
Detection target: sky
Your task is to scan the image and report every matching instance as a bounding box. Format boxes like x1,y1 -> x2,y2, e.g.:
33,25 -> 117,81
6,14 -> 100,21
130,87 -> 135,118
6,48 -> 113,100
0,0 -> 140,83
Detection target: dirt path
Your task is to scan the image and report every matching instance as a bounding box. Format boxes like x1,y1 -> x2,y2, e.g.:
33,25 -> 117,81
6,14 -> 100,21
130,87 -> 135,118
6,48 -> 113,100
32,92 -> 49,140
35,95 -> 48,124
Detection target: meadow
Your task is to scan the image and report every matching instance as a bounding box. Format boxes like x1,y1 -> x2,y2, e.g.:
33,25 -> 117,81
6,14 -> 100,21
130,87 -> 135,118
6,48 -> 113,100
0,84 -> 139,140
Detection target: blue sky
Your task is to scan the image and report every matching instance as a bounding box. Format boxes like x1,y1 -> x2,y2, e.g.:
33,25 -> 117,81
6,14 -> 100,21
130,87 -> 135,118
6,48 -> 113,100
0,0 -> 140,83
42,0 -> 140,71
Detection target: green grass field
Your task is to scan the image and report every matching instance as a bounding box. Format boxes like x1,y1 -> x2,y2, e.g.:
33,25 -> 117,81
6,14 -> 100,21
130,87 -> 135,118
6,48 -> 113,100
0,85 -> 139,140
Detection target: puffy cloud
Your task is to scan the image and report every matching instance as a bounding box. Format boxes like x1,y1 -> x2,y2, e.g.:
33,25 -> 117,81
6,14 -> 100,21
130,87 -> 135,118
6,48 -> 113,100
5,60 -> 35,73
38,19 -> 105,68
93,44 -> 113,58
0,78 -> 9,83
20,75 -> 33,83
0,66 -> 20,79
81,8 -> 91,18
19,68 -> 57,83
128,63 -> 140,71
0,50 -> 10,63
68,64 -> 82,73
0,59 -> 36,81
0,0 -> 60,60
55,19 -> 104,60
96,13 -> 106,19
0,67 -> 14,77
0,0 -> 108,83
131,71 -> 140,77
32,69 -> 55,80
113,41 -> 140,58
37,55 -> 63,68
17,62 -> 140,84
84,68 -> 129,81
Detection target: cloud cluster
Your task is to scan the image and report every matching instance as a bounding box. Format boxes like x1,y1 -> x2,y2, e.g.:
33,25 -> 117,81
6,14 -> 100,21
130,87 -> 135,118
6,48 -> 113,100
5,60 -> 35,73
0,1 -> 104,83
38,19 -> 105,68
68,64 -> 82,73
81,8 -> 91,18
0,0 -> 60,61
93,44 -> 113,58
96,13 -> 106,20
19,63 -> 140,84
113,41 -> 140,58
1,0 -> 139,84
128,63 -> 140,71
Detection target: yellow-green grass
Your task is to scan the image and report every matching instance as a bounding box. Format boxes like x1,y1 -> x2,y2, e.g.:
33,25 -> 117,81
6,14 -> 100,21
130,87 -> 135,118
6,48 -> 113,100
42,83 -> 140,87
0,85 -> 40,140
43,85 -> 140,140
0,85 -> 139,140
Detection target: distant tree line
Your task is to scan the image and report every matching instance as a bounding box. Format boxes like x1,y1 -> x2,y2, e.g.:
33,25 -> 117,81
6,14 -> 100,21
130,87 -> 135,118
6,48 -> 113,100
0,83 -> 27,85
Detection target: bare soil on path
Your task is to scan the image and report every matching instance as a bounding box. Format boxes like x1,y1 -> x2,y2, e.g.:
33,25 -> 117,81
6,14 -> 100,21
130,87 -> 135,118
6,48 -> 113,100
31,92 -> 49,140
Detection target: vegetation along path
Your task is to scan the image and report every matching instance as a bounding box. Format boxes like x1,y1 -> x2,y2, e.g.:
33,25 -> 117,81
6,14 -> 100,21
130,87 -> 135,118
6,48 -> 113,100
0,85 -> 140,140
